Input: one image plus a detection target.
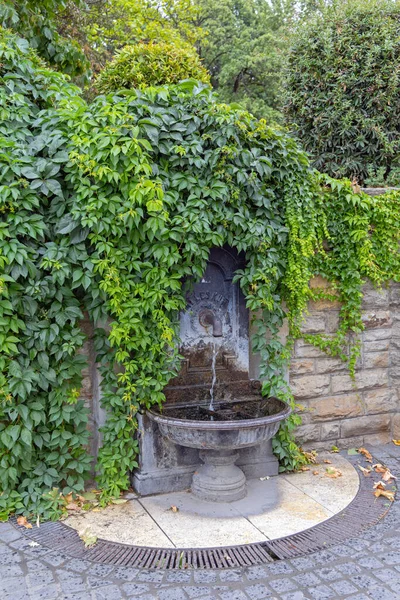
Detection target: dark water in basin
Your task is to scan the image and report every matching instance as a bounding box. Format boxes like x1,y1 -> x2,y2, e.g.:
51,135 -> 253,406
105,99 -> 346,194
155,398 -> 284,422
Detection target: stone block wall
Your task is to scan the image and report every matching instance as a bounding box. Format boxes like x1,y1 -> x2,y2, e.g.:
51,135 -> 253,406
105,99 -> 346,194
292,278 -> 400,450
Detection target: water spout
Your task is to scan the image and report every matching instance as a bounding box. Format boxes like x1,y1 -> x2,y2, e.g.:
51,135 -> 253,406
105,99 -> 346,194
199,309 -> 222,337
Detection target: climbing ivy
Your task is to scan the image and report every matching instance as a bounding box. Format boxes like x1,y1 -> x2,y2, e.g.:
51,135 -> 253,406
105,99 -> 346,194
0,29 -> 92,520
2,27 -> 400,519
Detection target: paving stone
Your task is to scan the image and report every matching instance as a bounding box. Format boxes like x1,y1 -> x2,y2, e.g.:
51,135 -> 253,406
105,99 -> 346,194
245,566 -> 271,580
280,593 -> 307,600
113,566 -> 140,581
373,568 -> 400,583
182,586 -> 213,598
158,588 -> 188,600
165,571 -> 192,583
246,583 -> 274,599
381,551 -> 400,565
28,570 -> 56,587
87,575 -> 116,588
220,570 -> 243,582
358,555 -> 385,569
122,582 -> 151,596
293,572 -> 321,587
94,584 -> 124,599
330,580 -> 359,595
87,562 -> 115,577
42,552 -> 66,567
137,570 -> 164,583
29,584 -> 61,599
219,591 -> 249,600
193,571 -> 218,583
308,585 -> 335,599
365,587 -> 400,600
269,578 -> 296,592
314,567 -> 342,582
0,563 -> 24,578
351,573 -> 381,589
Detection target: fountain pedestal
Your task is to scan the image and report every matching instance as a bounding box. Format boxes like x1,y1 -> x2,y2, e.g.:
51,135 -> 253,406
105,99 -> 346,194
192,450 -> 246,502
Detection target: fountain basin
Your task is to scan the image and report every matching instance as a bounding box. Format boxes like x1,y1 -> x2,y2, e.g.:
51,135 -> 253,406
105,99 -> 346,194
147,397 -> 291,502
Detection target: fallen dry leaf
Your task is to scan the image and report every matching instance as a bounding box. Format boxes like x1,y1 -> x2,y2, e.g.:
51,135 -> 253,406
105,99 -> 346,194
382,469 -> 397,482
300,466 -> 310,472
393,439 -> 400,446
358,447 -> 372,462
303,450 -> 318,464
373,463 -> 386,473
374,489 -> 395,502
66,502 -> 80,512
358,465 -> 372,476
170,505 -> 179,513
323,459 -> 332,464
111,498 -> 128,505
325,467 -> 342,478
313,470 -> 319,476
17,516 -> 32,529
373,481 -> 386,490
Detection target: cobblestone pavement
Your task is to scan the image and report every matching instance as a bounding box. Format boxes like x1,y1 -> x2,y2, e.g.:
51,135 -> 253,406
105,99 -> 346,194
1,444 -> 399,600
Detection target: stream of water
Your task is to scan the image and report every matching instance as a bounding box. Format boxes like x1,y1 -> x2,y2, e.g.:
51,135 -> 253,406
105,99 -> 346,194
209,343 -> 218,414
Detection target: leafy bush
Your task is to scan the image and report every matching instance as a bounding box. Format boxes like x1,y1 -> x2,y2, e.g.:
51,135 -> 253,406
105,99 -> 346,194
95,41 -> 210,94
284,0 -> 400,183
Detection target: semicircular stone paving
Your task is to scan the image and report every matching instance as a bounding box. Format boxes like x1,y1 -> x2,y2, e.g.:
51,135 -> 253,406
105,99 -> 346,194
11,451 -> 395,570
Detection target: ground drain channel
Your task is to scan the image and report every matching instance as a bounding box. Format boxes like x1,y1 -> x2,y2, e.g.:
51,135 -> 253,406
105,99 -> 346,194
11,453 -> 395,570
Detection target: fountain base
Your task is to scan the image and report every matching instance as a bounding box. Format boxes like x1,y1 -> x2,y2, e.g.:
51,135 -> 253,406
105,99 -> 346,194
192,450 -> 246,502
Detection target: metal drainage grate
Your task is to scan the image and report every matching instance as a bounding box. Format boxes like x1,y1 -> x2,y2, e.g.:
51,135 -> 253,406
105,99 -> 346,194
11,453 -> 395,570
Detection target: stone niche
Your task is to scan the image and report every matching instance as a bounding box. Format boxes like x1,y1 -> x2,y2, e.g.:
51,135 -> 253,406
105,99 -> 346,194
132,246 -> 279,496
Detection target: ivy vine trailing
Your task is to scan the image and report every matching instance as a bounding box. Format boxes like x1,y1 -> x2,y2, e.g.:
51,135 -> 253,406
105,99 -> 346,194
1,28 -> 400,519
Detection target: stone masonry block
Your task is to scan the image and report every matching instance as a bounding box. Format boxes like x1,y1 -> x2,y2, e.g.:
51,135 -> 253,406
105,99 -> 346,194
290,375 -> 330,399
331,369 -> 388,394
321,422 -> 340,440
309,275 -> 332,290
316,357 -> 348,374
325,311 -> 341,333
289,359 -> 315,375
361,284 -> 389,309
363,351 -> 390,369
294,339 -> 331,358
307,394 -> 363,421
393,414 -> 400,439
364,339 -> 390,352
389,284 -> 400,306
362,310 -> 392,330
300,314 -> 326,334
362,329 -> 392,342
364,432 -> 392,446
363,388 -> 397,415
336,435 -> 364,449
310,299 -> 341,310
295,424 -> 321,443
340,415 -> 391,438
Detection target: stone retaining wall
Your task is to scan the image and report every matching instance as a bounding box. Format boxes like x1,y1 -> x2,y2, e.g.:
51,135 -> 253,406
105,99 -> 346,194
292,278 -> 400,450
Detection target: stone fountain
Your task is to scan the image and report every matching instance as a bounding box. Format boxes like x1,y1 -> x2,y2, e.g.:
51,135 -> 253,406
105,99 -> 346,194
133,246 -> 290,501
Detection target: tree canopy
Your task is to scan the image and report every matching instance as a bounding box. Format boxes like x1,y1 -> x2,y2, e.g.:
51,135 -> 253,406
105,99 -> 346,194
284,0 -> 400,182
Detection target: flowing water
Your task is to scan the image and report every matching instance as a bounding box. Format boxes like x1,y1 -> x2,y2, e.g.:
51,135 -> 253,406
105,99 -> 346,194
209,343 -> 218,413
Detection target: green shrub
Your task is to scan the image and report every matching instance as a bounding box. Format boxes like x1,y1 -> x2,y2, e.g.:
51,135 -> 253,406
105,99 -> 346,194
95,41 -> 210,94
284,0 -> 400,183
